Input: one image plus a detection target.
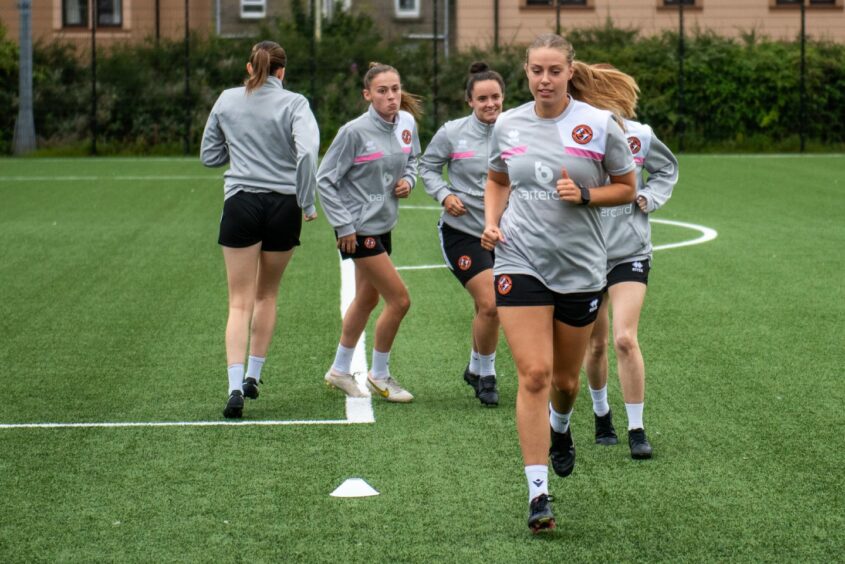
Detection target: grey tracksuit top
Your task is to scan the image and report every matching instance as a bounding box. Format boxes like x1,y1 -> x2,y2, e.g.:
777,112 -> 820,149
601,120 -> 678,271
420,112 -> 494,238
489,99 -> 635,294
317,105 -> 421,238
200,76 -> 320,216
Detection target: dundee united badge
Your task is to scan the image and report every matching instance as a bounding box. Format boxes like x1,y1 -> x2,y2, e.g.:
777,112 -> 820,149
628,136 -> 641,154
364,237 -> 377,249
497,275 -> 513,295
402,129 -> 412,144
457,255 -> 472,271
572,124 -> 593,145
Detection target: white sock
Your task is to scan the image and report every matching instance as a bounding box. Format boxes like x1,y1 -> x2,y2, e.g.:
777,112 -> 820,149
245,355 -> 265,382
479,352 -> 496,377
589,385 -> 610,417
469,349 -> 481,375
625,402 -> 644,430
549,403 -> 572,434
371,349 -> 391,380
227,364 -> 244,394
525,465 -> 549,502
332,344 -> 354,375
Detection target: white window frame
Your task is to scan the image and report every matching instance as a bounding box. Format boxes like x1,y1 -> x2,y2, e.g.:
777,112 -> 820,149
240,0 -> 266,19
394,0 -> 420,19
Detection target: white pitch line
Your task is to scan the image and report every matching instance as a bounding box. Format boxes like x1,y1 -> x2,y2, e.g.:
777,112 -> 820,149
0,175 -> 216,181
651,218 -> 718,251
339,257 -> 375,423
396,264 -> 448,271
0,420 -> 354,429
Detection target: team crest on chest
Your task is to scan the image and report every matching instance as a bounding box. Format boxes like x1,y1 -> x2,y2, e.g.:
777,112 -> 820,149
497,275 -> 513,295
364,237 -> 377,249
401,129 -> 412,144
572,124 -> 593,145
457,255 -> 472,271
628,136 -> 641,154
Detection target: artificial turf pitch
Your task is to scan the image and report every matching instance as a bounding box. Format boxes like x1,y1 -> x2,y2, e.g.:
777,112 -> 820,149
0,156 -> 842,562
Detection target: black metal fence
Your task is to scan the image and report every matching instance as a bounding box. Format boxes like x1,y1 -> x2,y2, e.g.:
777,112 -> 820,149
6,1 -> 845,156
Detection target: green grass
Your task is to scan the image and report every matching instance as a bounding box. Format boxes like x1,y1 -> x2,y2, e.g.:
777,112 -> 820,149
0,155 -> 843,562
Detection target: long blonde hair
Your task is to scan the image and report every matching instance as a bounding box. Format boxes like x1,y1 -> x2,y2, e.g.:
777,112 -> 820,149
569,61 -> 639,120
363,62 -> 423,121
245,41 -> 286,94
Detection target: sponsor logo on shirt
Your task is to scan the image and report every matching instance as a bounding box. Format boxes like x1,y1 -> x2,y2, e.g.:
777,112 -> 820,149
402,129 -> 412,144
572,124 -> 594,145
507,129 -> 520,144
534,161 -> 554,184
627,136 -> 641,154
457,255 -> 472,271
368,193 -> 389,202
518,190 -> 561,201
497,275 -> 513,295
364,237 -> 377,249
632,261 -> 644,273
382,172 -> 394,187
600,203 -> 634,217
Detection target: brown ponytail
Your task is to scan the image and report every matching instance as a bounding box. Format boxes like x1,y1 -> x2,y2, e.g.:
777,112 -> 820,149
245,41 -> 287,94
363,62 -> 424,121
568,61 -> 639,120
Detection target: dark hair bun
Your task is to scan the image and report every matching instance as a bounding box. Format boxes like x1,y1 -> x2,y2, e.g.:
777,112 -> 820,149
469,61 -> 490,74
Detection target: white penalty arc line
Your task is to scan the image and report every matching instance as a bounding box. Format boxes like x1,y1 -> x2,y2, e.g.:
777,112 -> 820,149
394,211 -> 717,271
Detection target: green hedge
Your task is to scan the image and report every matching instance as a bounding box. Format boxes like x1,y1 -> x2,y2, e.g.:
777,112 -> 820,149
1,11 -> 844,154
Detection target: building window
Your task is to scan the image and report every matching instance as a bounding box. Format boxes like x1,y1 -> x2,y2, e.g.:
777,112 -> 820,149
525,0 -> 588,5
62,0 -> 123,28
773,0 -> 841,6
395,0 -> 420,19
663,0 -> 696,5
241,0 -> 266,19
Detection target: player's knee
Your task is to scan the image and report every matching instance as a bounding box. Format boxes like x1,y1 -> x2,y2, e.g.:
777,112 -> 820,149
388,292 -> 411,316
588,337 -> 608,360
551,373 -> 580,397
614,332 -> 639,357
477,300 -> 498,324
520,365 -> 551,394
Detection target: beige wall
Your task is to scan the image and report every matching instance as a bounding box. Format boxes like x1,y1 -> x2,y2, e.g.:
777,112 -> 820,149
456,0 -> 845,51
0,0 -> 213,51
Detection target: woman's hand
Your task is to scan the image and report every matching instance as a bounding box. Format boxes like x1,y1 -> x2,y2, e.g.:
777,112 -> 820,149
337,233 -> 357,254
304,211 -> 318,222
394,179 -> 412,199
556,167 -> 582,204
442,194 -> 467,217
481,224 -> 505,251
636,195 -> 648,213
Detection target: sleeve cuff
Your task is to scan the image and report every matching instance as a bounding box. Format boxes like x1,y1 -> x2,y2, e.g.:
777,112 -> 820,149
436,187 -> 453,204
302,204 -> 317,217
403,175 -> 417,191
336,224 -> 356,238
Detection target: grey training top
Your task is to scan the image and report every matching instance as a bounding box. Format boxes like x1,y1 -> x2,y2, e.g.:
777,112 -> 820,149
489,98 -> 635,294
200,76 -> 320,216
317,105 -> 421,237
601,119 -> 679,271
420,112 -> 495,238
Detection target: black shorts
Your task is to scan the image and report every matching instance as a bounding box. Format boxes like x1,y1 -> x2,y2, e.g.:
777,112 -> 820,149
606,259 -> 651,288
494,273 -> 603,327
338,232 -> 392,260
218,191 -> 302,252
439,222 -> 494,286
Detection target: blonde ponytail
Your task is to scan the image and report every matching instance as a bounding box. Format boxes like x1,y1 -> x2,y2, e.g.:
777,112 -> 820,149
569,61 -> 639,120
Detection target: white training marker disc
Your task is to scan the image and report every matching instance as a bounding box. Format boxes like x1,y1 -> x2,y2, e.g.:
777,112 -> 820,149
330,478 -> 379,498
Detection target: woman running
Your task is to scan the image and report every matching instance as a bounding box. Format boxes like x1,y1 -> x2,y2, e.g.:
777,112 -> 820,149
421,61 -> 505,407
481,34 -> 637,532
200,41 -> 320,419
568,62 -> 679,460
317,63 -> 422,403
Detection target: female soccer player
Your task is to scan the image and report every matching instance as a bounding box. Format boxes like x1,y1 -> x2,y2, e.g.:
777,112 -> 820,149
481,35 -> 637,532
318,63 -> 422,403
200,41 -> 320,419
420,62 -> 505,407
568,62 -> 679,460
